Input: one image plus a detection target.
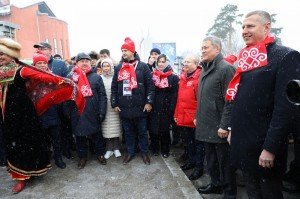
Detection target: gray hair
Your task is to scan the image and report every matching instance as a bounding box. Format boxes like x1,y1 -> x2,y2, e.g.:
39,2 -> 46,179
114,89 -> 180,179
203,36 -> 222,51
245,10 -> 271,25
184,54 -> 200,65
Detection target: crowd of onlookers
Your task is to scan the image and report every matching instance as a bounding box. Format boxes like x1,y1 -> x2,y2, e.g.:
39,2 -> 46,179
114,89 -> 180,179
0,10 -> 299,199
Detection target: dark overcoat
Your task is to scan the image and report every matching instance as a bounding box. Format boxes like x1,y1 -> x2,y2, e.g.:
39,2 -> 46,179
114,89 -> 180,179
111,53 -> 155,119
195,54 -> 235,143
230,42 -> 300,177
148,65 -> 179,134
69,71 -> 107,136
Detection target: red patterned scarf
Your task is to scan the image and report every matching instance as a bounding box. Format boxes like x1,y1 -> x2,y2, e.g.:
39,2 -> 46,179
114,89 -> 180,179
20,62 -> 85,116
72,66 -> 93,97
117,61 -> 138,90
225,34 -> 275,100
153,69 -> 172,88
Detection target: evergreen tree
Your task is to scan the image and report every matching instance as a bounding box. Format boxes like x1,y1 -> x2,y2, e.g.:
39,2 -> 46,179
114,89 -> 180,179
206,4 -> 243,53
270,14 -> 283,44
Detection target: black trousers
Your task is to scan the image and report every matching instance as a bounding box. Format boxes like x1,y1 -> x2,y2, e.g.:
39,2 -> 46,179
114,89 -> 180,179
243,172 -> 283,199
204,142 -> 236,197
76,132 -> 105,159
150,131 -> 171,154
44,125 -> 63,160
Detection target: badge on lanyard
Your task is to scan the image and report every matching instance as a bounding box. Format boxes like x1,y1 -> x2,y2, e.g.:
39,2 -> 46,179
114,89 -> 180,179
123,80 -> 132,96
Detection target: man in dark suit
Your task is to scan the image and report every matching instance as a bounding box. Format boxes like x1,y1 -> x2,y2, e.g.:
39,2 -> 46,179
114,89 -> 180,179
227,10 -> 300,198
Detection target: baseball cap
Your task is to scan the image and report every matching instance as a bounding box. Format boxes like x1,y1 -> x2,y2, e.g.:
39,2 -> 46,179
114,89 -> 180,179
33,42 -> 52,49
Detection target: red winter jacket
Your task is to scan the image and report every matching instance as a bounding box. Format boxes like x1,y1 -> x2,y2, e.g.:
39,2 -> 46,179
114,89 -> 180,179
174,67 -> 201,127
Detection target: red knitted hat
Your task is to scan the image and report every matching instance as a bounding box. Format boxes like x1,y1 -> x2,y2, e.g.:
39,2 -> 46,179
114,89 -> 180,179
224,54 -> 237,65
33,50 -> 48,65
121,37 -> 135,53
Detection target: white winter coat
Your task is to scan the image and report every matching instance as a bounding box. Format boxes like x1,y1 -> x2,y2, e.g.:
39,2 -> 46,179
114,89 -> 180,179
101,68 -> 122,138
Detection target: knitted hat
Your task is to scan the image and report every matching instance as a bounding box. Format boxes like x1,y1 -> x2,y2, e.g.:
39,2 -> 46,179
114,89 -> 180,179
150,48 -> 161,55
53,54 -> 62,59
224,54 -> 237,65
121,37 -> 135,53
0,38 -> 21,59
33,50 -> 48,65
101,58 -> 114,68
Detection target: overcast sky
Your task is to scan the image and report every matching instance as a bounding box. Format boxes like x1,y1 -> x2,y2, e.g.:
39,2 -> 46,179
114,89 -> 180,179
11,0 -> 300,61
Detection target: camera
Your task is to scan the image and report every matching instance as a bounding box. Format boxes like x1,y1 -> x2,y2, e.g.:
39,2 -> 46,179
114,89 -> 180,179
286,80 -> 300,105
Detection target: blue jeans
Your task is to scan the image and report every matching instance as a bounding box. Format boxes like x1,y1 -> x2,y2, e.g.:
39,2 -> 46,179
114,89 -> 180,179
122,117 -> 149,156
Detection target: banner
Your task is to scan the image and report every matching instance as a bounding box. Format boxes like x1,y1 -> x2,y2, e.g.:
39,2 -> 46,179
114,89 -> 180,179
152,43 -> 176,72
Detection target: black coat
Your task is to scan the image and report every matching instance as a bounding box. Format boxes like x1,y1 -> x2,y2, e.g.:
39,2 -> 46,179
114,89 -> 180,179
230,42 -> 300,178
69,71 -> 107,136
148,66 -> 179,134
111,53 -> 155,119
39,104 -> 62,128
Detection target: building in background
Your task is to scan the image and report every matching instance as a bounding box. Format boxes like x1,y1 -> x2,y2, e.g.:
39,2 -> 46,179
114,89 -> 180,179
0,0 -> 70,60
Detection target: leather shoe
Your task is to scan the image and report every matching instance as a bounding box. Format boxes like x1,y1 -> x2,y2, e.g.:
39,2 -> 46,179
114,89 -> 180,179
123,155 -> 134,165
12,180 -> 27,194
97,156 -> 107,165
77,159 -> 87,169
142,154 -> 150,165
197,183 -> 223,194
188,168 -> 203,180
55,157 -> 66,169
180,162 -> 195,171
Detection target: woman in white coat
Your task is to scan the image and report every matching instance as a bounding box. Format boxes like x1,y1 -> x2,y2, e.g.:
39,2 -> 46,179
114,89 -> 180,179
100,58 -> 122,159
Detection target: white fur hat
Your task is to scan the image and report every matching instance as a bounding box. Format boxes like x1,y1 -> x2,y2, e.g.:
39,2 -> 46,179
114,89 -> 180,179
101,58 -> 114,68
0,38 -> 22,59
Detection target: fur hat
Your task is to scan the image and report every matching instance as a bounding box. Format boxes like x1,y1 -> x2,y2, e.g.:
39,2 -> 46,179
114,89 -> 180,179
150,48 -> 161,55
33,50 -> 48,65
88,51 -> 99,60
121,37 -> 135,53
101,58 -> 114,68
224,54 -> 237,65
0,38 -> 21,59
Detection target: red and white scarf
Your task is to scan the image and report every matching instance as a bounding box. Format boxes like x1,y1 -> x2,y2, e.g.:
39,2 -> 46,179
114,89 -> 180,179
153,69 -> 172,88
72,66 -> 93,97
225,34 -> 275,100
117,61 -> 138,90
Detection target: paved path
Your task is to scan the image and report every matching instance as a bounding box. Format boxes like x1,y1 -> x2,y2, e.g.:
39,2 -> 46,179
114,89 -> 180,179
0,143 -> 299,199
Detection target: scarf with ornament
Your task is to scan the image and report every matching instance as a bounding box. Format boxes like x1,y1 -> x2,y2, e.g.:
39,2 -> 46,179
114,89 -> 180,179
0,62 -> 18,118
19,61 -> 85,116
153,69 -> 172,88
72,66 -> 93,97
225,34 -> 275,100
117,61 -> 138,90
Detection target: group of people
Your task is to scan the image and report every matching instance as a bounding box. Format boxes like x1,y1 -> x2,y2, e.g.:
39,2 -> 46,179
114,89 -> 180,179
0,10 -> 299,199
